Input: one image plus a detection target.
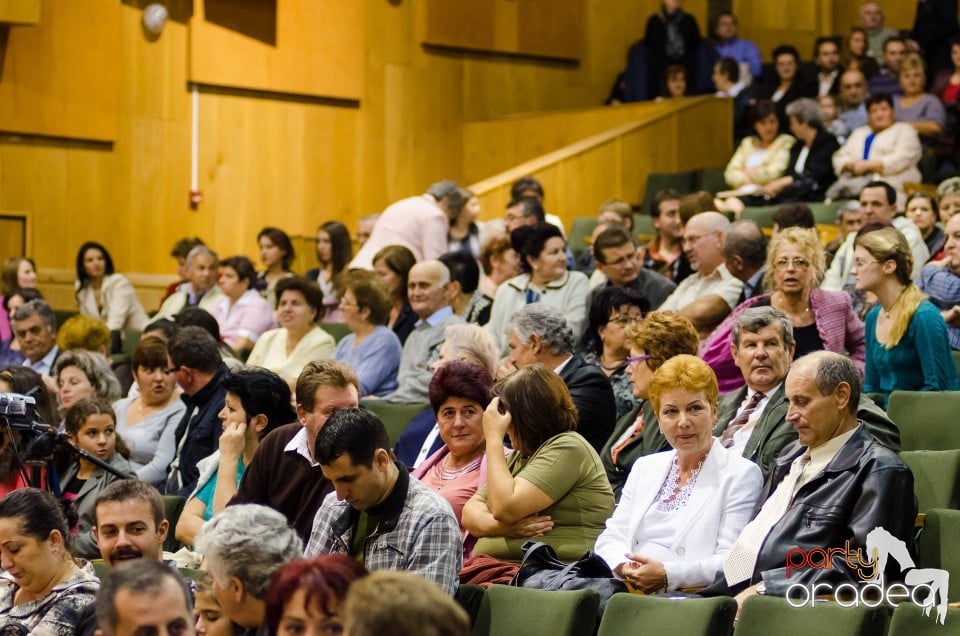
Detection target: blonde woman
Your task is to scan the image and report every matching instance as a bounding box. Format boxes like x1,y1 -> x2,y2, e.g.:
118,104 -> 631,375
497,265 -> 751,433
894,54 -> 946,150
852,227 -> 960,406
701,227 -> 864,393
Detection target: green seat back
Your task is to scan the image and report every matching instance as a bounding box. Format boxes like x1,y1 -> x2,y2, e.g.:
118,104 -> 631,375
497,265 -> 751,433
568,217 -> 599,260
598,593 -> 736,636
953,350 -> 960,380
900,450 -> 960,512
162,495 -> 187,554
739,205 -> 780,230
178,567 -> 207,581
362,401 -> 430,446
455,584 -> 485,630
735,595 -> 887,636
633,213 -> 657,244
472,585 -> 599,636
699,167 -> 728,195
887,391 -> 960,451
888,596 -> 960,634
808,201 -> 844,226
918,509 -> 960,602
642,171 -> 697,214
319,322 -> 351,343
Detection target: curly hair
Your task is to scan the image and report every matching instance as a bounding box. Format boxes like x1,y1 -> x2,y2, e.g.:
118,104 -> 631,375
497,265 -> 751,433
625,312 -> 699,371
763,227 -> 826,290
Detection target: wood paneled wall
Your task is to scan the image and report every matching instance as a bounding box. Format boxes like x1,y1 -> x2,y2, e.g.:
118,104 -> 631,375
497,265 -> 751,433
0,0 -> 724,312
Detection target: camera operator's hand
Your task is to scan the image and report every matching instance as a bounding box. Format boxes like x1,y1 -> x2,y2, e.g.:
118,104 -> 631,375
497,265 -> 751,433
219,421 -> 246,462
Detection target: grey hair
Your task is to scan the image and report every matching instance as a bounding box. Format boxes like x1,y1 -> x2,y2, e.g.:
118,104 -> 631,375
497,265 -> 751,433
11,299 -> 56,331
186,244 -> 218,267
95,559 -> 193,636
507,304 -> 575,356
806,351 -> 861,416
731,306 -> 795,349
54,349 -> 122,404
937,176 -> 960,200
442,323 -> 500,377
427,180 -> 468,214
195,504 -> 303,599
785,98 -> 824,129
837,199 -> 860,220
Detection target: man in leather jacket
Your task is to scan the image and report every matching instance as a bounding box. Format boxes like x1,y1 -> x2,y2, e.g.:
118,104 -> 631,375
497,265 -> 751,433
704,351 -> 915,601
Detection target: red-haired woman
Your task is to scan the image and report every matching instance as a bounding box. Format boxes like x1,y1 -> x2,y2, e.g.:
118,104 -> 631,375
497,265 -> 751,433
265,555 -> 368,636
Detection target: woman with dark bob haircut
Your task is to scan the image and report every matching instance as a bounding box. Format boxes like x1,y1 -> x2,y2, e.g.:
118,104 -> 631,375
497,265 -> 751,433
413,361 -> 500,561
486,223 -> 590,354
582,286 -> 648,421
0,488 -> 100,634
246,276 -> 336,386
372,244 -> 418,345
211,255 -> 277,356
462,364 -> 614,563
74,241 -> 148,350
265,554 -> 368,636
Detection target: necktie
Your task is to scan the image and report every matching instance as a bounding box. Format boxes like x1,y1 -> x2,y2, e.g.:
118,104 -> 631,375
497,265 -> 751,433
722,452 -> 812,585
525,287 -> 541,304
719,391 -> 765,448
610,410 -> 645,464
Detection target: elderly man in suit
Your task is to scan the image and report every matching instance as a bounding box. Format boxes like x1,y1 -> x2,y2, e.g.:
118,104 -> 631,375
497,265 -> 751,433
501,304 -> 616,454
714,306 -> 900,478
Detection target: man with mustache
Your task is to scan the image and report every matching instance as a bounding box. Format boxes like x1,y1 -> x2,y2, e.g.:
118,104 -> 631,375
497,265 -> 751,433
77,480 -> 173,635
713,307 -> 900,478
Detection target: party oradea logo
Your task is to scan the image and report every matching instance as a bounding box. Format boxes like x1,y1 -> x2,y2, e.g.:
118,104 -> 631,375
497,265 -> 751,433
783,527 -> 949,625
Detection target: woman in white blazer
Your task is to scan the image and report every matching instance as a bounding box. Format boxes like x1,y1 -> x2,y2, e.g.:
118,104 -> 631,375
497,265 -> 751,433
75,241 -> 148,351
594,354 -> 762,592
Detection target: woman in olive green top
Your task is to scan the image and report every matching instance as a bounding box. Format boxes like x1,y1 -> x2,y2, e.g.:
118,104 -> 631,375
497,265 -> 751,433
462,364 -> 615,562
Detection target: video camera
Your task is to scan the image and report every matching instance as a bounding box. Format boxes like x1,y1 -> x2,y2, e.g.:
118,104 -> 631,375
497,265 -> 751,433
0,392 -> 59,463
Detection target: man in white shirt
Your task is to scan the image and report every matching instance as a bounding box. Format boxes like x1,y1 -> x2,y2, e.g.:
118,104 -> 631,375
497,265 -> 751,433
153,245 -> 223,321
659,212 -> 743,334
813,37 -> 842,97
822,181 -> 929,292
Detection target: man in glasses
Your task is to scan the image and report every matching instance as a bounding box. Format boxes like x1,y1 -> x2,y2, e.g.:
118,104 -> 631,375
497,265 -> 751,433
591,226 -> 676,310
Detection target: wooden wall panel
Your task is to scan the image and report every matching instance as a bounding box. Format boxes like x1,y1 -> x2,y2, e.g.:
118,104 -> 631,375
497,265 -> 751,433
734,0 -> 831,61
422,0 -> 583,61
0,0 -> 119,141
831,0 -> 916,38
189,0 -> 363,100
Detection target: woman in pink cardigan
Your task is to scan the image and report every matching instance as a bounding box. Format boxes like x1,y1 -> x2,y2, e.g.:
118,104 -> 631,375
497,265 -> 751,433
701,228 -> 865,393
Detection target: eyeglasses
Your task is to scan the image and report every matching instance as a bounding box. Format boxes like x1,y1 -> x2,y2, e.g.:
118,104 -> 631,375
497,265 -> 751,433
162,366 -> 182,375
774,257 -> 811,270
853,259 -> 879,269
626,354 -> 652,365
610,313 -> 643,328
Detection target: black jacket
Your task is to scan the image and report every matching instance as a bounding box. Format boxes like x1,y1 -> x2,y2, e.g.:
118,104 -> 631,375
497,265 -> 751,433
167,363 -> 228,497
775,129 -> 841,202
600,400 -> 669,500
557,354 -> 617,455
702,425 -> 915,598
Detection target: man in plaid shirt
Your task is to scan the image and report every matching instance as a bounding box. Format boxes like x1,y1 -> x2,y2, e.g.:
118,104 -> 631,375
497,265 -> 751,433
304,408 -> 462,595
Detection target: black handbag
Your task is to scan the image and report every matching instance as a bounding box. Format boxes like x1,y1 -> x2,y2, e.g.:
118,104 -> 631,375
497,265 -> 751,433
510,541 -> 627,614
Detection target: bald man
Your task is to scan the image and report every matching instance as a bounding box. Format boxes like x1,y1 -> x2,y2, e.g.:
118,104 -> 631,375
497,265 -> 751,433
659,212 -> 744,333
380,260 -> 464,403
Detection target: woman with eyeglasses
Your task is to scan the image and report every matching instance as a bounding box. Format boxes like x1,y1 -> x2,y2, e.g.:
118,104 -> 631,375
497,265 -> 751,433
602,312 -> 700,499
701,227 -> 865,393
853,227 -> 959,406
581,286 -> 649,421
